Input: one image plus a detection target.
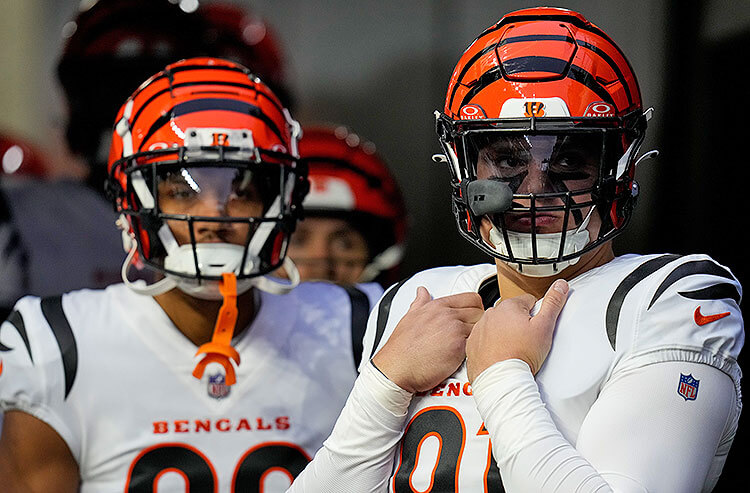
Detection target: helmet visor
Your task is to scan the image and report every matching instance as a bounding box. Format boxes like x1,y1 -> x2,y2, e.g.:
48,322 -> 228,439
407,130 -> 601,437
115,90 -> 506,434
461,131 -> 625,233
156,166 -> 281,220
467,133 -> 602,195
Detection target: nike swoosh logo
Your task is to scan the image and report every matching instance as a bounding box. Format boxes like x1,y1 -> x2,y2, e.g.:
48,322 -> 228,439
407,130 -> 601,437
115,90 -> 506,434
694,306 -> 730,326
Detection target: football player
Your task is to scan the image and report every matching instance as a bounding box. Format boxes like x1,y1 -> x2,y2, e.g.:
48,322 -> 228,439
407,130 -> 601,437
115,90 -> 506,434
0,57 -> 382,492
287,125 -> 407,285
0,0 -> 295,321
288,7 -> 744,492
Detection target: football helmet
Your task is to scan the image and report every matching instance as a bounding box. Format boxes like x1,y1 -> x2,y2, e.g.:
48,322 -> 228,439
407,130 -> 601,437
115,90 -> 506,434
297,125 -> 407,282
107,57 -> 306,299
435,7 -> 652,276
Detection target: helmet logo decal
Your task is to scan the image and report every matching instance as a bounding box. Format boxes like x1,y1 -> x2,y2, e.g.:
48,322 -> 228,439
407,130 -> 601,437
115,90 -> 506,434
459,104 -> 487,120
211,132 -> 231,146
584,102 -> 615,117
523,101 -> 546,117
148,142 -> 169,151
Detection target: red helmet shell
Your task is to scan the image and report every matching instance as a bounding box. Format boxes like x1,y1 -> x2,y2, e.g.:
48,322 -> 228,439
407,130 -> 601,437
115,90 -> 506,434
108,57 -> 292,192
445,7 -> 642,120
298,125 -> 407,245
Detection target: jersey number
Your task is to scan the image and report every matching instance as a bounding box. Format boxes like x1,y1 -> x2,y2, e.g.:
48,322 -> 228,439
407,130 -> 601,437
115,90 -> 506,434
125,441 -> 309,492
392,407 -> 504,492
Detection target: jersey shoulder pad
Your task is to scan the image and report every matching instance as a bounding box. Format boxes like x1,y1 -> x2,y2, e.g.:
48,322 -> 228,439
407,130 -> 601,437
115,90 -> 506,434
359,264 -> 495,372
0,294 -> 81,450
613,254 -> 743,381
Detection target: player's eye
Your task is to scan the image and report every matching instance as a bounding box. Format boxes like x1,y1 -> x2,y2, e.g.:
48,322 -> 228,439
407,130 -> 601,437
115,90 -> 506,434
161,183 -> 198,200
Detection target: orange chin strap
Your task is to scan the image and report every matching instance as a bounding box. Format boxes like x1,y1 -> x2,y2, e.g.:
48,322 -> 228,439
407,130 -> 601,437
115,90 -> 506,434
192,273 -> 241,385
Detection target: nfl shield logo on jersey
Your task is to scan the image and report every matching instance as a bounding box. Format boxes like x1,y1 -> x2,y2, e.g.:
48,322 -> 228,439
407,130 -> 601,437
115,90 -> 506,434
678,373 -> 699,401
208,372 -> 231,399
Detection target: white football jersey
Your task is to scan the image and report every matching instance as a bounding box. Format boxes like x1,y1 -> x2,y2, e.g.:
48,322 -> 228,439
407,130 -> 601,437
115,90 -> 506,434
0,280 -> 381,492
360,254 -> 744,492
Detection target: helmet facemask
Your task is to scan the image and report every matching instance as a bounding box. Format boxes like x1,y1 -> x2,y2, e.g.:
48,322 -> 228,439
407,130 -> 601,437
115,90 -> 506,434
110,126 -> 306,298
437,111 -> 646,276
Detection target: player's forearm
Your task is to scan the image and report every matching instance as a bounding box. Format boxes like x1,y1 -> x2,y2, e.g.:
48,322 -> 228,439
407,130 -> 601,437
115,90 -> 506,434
287,361 -> 413,492
472,360 -> 620,493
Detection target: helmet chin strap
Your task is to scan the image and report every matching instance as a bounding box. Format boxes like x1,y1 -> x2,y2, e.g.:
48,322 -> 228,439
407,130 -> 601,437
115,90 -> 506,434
120,231 -> 301,299
488,207 -> 595,278
358,244 -> 404,282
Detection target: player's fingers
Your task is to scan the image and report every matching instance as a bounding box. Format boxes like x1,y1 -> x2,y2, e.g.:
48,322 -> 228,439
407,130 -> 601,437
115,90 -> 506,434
502,293 -> 537,313
455,320 -> 475,337
434,291 -> 484,309
453,306 -> 485,325
409,286 -> 432,310
533,279 -> 569,328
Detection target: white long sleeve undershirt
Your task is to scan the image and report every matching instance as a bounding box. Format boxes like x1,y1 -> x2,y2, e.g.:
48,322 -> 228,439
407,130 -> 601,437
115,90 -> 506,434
472,359 -> 737,492
287,361 -> 412,493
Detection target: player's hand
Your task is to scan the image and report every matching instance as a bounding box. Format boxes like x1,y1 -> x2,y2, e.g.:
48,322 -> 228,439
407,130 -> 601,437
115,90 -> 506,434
372,287 -> 484,394
466,279 -> 569,382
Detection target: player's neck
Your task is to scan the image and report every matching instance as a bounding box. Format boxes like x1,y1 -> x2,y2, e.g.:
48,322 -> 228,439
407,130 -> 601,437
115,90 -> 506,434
495,244 -> 615,299
153,288 -> 257,346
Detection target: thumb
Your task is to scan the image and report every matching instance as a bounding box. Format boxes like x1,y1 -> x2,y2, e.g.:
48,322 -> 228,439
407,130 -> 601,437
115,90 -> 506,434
409,286 -> 432,309
534,279 -> 569,327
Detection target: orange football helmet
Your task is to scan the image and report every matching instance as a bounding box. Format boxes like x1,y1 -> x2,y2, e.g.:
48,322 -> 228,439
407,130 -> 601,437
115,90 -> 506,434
298,125 -> 407,282
107,57 -> 306,298
436,7 -> 652,276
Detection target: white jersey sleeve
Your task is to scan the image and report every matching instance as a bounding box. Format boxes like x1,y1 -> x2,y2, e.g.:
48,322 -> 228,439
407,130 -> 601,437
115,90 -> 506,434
474,359 -> 737,492
286,361 -> 413,493
289,276 -> 420,493
0,295 -> 82,458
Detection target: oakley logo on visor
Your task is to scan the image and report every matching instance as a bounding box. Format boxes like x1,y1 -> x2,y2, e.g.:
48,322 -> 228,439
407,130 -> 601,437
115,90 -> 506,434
584,102 -> 615,117
460,104 -> 487,120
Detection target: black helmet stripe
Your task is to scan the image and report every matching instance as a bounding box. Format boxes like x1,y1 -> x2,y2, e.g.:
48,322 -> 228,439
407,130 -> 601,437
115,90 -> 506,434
459,60 -> 614,109
137,98 -> 284,152
130,80 -> 284,132
130,62 -> 261,101
459,66 -> 503,108
448,44 -> 496,112
497,33 -> 575,47
502,55 -> 571,76
448,34 -> 575,111
566,65 -> 616,106
575,39 -> 633,107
